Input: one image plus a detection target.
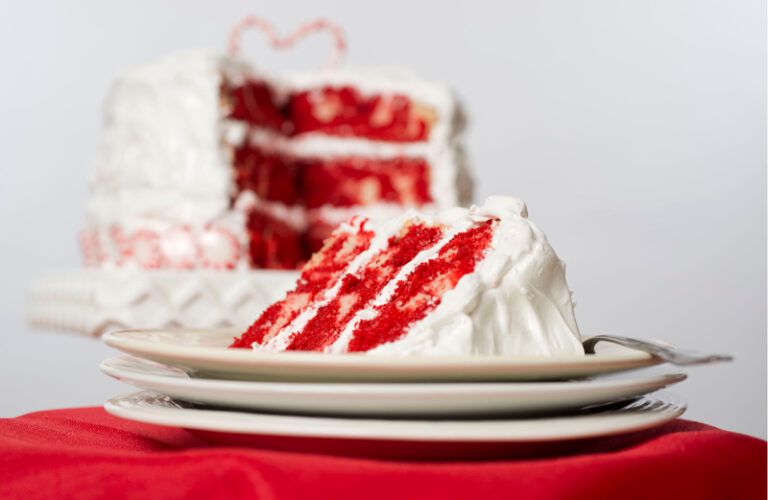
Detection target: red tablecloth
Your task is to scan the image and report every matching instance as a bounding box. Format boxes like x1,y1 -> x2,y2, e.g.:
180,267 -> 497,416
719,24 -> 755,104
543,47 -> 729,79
0,407 -> 764,500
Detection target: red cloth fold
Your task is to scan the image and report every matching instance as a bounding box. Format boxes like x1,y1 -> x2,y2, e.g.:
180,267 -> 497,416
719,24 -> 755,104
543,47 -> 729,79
0,407 -> 764,500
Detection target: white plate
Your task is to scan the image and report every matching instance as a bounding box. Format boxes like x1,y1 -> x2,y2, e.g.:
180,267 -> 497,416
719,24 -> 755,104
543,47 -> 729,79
102,328 -> 661,382
105,391 -> 686,444
100,355 -> 686,417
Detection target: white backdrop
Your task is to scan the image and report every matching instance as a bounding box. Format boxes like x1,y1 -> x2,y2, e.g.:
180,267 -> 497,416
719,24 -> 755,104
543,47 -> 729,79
0,0 -> 765,439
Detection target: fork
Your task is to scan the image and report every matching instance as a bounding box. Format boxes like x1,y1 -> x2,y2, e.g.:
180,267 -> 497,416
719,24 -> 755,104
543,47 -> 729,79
583,335 -> 732,366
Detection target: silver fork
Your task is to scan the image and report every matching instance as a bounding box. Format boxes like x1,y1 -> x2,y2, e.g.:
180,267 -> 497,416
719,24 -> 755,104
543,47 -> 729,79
583,335 -> 733,366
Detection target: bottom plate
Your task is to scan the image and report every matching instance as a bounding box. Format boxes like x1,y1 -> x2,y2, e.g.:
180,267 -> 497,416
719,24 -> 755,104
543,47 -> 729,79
105,391 -> 686,444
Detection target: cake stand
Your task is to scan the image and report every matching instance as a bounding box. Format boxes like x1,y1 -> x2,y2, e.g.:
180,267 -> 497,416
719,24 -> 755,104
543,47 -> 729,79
27,269 -> 297,337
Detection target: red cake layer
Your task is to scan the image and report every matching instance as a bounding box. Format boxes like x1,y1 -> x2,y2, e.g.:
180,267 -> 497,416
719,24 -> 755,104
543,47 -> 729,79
285,223 -> 444,351
302,156 -> 431,208
303,218 -> 338,255
232,143 -> 432,209
232,145 -> 301,205
245,210 -> 305,269
346,219 -> 496,352
221,80 -> 288,133
291,87 -> 435,142
231,218 -> 374,348
223,80 -> 435,142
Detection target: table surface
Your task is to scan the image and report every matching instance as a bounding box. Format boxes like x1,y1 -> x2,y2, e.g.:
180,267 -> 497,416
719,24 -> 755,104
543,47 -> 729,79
0,407 -> 765,500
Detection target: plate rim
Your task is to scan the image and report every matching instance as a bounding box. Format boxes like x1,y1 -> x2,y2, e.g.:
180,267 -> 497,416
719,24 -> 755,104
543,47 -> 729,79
102,328 -> 658,368
104,390 -> 687,443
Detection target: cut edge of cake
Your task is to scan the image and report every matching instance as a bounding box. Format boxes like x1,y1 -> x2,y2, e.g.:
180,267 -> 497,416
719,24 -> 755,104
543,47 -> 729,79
85,50 -> 472,272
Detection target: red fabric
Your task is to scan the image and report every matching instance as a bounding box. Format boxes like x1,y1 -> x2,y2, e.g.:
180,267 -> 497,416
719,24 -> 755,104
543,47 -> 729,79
0,407 -> 764,500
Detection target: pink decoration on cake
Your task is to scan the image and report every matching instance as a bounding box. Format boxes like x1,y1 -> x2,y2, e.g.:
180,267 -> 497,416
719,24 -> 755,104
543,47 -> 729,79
197,225 -> 242,270
161,226 -> 197,270
79,230 -> 105,267
83,225 -> 245,270
227,17 -> 347,69
109,226 -> 133,267
127,229 -> 165,269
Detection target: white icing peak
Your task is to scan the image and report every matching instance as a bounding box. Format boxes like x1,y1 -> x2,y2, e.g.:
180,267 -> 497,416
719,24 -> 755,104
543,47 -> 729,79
476,195 -> 528,219
256,196 -> 583,356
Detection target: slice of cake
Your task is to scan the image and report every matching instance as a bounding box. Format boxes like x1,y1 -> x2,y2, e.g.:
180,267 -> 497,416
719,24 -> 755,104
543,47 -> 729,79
232,196 -> 583,356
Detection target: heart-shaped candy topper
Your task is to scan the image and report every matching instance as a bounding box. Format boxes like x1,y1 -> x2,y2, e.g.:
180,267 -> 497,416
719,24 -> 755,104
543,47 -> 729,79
227,17 -> 347,69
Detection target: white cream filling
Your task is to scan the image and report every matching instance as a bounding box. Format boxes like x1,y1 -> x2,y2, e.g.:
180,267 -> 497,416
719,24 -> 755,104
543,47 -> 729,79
255,210 -> 423,351
233,191 -> 308,232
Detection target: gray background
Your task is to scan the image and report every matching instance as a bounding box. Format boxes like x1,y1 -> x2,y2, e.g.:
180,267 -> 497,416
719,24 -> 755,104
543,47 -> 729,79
1,1 -> 765,438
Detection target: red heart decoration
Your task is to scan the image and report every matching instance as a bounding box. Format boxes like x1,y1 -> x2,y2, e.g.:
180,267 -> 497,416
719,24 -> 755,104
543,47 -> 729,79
228,17 -> 347,69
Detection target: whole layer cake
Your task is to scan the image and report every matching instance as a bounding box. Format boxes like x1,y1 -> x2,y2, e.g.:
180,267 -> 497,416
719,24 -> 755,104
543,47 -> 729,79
232,196 -> 583,356
82,51 -> 471,271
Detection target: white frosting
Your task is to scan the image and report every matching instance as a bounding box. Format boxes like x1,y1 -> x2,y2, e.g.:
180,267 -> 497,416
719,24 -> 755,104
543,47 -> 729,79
254,196 -> 582,356
85,49 -> 472,269
88,51 -> 231,228
366,196 -> 582,356
308,203 -> 434,228
234,191 -> 308,231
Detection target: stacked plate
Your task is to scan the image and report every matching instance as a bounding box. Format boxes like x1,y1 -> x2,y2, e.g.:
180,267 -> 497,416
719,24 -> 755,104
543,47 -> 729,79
101,328 -> 687,455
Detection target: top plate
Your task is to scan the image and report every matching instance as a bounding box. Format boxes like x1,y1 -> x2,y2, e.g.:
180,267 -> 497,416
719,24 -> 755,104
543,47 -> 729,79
102,328 -> 661,382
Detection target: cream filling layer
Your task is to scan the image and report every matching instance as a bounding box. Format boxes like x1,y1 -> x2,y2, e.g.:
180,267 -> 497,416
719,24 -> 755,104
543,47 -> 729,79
327,213 -> 475,354
254,210 -> 423,352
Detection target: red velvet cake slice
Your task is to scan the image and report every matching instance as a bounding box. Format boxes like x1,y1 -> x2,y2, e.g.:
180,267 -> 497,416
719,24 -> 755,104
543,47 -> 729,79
231,216 -> 373,348
233,196 -> 584,356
